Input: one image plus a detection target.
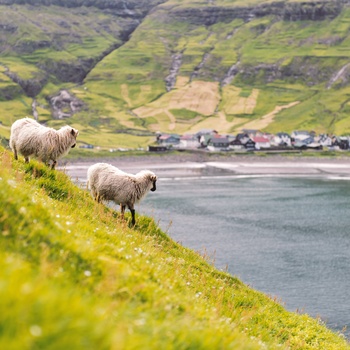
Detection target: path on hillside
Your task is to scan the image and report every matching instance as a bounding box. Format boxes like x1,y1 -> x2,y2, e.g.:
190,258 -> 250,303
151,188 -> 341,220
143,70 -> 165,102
239,101 -> 300,131
164,109 -> 176,130
121,84 -> 132,107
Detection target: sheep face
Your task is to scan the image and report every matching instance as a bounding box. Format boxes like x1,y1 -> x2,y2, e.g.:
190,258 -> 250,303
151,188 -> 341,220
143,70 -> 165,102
150,175 -> 157,192
70,128 -> 79,148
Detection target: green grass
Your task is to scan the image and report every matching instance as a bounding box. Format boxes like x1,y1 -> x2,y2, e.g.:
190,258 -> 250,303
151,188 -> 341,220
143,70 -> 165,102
1,146 -> 350,349
170,108 -> 201,120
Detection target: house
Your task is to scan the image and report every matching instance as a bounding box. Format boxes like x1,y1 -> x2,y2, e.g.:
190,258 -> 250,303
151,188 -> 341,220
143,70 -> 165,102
236,133 -> 250,144
229,137 -> 244,150
207,137 -> 230,152
339,137 -> 350,150
331,136 -> 350,150
178,134 -> 200,149
318,134 -> 332,147
196,130 -> 218,147
242,138 -> 256,151
252,136 -> 271,150
272,132 -> 292,147
157,134 -> 180,145
292,136 -> 315,149
291,130 -> 313,142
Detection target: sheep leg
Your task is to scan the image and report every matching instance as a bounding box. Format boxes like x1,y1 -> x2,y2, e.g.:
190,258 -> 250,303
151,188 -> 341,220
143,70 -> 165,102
120,204 -> 126,220
51,160 -> 57,170
13,146 -> 18,160
24,156 -> 29,163
130,209 -> 136,226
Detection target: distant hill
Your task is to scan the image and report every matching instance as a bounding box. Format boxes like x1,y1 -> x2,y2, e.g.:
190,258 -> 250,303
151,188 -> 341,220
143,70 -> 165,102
2,0 -> 350,148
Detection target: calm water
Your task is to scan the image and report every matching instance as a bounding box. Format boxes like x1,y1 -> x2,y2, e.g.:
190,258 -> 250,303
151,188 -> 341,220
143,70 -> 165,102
140,176 -> 350,336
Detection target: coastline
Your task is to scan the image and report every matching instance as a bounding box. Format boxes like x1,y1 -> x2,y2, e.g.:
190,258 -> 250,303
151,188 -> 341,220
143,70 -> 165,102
61,152 -> 350,181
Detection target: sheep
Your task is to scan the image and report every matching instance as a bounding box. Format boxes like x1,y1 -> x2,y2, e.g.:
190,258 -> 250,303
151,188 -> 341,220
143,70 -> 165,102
10,117 -> 79,169
87,163 -> 157,226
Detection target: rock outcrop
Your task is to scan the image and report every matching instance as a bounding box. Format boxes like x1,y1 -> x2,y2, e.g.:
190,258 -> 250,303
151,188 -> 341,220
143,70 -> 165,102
48,90 -> 84,119
166,1 -> 344,25
4,70 -> 48,98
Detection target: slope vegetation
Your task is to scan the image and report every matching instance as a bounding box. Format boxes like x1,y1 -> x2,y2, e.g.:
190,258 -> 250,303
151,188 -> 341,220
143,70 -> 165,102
0,146 -> 349,348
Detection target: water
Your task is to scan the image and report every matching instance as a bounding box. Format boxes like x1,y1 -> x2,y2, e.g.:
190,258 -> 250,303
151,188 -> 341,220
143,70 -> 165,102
140,176 -> 350,336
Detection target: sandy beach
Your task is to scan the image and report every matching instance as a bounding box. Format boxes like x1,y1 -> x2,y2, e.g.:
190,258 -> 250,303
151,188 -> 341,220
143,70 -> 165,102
61,153 -> 350,181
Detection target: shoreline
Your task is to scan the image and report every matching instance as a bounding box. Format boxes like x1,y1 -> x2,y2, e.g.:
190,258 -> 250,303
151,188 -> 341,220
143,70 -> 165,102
61,152 -> 350,181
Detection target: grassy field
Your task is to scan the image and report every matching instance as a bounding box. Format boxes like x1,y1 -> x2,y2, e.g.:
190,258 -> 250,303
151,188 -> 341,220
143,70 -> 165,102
1,145 -> 350,349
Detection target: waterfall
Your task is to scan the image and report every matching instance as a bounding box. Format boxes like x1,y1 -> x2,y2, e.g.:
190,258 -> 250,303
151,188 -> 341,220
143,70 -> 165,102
221,61 -> 240,87
165,52 -> 183,92
190,52 -> 210,82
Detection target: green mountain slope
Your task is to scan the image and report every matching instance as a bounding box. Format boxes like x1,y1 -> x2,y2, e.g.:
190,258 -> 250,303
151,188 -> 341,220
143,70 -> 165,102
2,0 -> 350,148
1,146 -> 350,348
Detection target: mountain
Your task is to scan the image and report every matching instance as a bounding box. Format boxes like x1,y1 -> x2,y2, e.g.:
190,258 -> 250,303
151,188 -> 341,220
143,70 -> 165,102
1,0 -> 350,148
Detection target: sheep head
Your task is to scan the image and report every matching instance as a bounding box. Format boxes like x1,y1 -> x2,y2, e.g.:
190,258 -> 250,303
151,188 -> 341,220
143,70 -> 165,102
70,128 -> 79,148
150,174 -> 157,192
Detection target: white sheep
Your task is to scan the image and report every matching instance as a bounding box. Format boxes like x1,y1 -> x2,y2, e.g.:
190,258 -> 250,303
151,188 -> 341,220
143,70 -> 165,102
87,163 -> 157,225
10,117 -> 79,169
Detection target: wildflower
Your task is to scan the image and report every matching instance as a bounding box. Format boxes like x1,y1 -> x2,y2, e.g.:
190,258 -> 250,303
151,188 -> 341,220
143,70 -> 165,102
7,179 -> 16,188
29,325 -> 42,337
134,319 -> 146,326
84,270 -> 92,277
19,207 -> 26,214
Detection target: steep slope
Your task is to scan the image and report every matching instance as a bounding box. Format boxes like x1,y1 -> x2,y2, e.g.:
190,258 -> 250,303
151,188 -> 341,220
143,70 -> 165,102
1,146 -> 350,348
2,0 -> 350,148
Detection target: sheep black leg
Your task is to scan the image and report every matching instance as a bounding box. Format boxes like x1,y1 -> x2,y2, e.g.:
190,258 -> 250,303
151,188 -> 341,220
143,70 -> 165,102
130,209 -> 136,226
25,157 -> 29,163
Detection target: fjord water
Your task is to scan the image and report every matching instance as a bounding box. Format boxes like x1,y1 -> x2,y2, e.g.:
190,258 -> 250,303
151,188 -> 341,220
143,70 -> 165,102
141,175 -> 350,336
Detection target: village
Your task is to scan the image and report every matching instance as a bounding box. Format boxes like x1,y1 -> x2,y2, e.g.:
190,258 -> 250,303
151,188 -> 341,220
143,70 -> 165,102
150,129 -> 350,153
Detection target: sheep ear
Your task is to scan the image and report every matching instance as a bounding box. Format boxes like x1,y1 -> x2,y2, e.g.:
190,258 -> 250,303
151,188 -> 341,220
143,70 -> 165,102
71,128 -> 78,136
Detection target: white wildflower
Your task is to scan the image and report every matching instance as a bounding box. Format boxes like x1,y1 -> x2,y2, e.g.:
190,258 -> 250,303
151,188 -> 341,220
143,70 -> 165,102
134,319 -> 146,326
19,207 -> 26,214
29,325 -> 42,337
7,179 -> 16,188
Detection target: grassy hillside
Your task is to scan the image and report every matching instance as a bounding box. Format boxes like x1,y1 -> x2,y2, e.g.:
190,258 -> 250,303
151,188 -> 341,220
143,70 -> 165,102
2,0 -> 350,149
0,146 -> 350,349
